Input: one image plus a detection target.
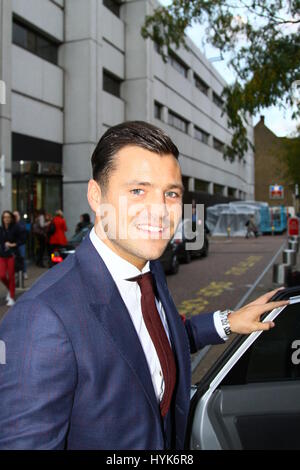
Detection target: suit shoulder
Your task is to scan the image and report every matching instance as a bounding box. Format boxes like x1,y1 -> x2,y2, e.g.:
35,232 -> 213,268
19,253 -> 82,306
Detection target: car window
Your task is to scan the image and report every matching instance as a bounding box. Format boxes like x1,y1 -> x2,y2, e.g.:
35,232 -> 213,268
221,303 -> 300,386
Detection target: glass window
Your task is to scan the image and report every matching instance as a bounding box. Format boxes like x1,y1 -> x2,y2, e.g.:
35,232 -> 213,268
213,137 -> 224,152
214,183 -> 224,195
154,102 -> 163,120
213,92 -> 224,109
221,303 -> 300,386
169,51 -> 188,78
103,70 -> 122,98
103,0 -> 121,17
168,110 -> 188,133
154,41 -> 161,54
228,187 -> 236,197
12,21 -> 27,48
12,19 -> 58,65
195,179 -> 209,192
195,126 -> 209,145
194,74 -> 209,96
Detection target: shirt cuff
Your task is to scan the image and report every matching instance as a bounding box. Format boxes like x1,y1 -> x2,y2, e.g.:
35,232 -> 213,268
213,310 -> 229,341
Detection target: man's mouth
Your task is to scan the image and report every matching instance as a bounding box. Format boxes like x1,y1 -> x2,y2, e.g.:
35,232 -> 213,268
136,224 -> 164,233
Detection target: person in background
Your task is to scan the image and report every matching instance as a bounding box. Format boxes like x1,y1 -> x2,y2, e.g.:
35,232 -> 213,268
49,210 -> 68,255
33,209 -> 48,268
13,211 -> 28,280
75,213 -> 92,234
44,213 -> 54,267
245,214 -> 259,239
0,211 -> 21,306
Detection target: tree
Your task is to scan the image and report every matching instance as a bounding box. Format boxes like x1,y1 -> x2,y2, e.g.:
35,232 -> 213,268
141,0 -> 300,162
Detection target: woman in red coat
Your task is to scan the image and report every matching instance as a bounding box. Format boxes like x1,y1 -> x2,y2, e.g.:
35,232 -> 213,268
49,210 -> 68,252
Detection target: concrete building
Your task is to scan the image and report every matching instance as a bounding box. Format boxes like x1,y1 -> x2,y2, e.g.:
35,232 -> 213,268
254,116 -> 294,207
0,0 -> 254,236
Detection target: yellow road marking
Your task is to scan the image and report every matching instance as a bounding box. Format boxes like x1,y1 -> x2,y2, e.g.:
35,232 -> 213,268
179,256 -> 262,317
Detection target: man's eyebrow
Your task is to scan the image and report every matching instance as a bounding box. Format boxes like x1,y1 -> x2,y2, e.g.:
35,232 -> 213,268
125,180 -> 184,193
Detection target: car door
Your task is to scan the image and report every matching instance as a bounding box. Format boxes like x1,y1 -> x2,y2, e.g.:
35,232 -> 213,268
188,286 -> 300,450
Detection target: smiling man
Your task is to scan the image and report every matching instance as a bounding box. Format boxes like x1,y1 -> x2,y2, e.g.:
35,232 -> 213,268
0,121 -> 288,450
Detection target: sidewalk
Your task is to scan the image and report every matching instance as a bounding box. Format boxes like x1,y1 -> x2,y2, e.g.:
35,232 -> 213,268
0,263 -> 49,323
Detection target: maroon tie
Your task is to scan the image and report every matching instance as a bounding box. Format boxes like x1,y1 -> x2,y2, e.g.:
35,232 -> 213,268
128,272 -> 177,417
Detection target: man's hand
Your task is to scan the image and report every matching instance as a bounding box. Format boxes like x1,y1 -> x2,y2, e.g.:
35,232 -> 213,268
228,287 -> 289,335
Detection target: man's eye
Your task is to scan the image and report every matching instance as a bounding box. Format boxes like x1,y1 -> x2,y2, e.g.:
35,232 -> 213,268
130,189 -> 144,195
166,191 -> 180,198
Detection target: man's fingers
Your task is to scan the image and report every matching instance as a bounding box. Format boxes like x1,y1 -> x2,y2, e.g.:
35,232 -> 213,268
255,321 -> 275,331
247,287 -> 285,306
255,300 -> 289,315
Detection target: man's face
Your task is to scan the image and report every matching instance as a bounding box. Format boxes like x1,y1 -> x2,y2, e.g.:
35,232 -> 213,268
93,145 -> 183,269
13,211 -> 20,222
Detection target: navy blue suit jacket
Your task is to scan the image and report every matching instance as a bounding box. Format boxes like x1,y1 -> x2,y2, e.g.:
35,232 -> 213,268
0,235 -> 224,449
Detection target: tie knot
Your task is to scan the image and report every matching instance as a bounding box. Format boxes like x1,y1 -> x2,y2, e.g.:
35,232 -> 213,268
127,271 -> 155,295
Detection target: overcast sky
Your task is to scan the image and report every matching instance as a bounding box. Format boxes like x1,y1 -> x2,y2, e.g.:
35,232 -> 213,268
159,0 -> 299,137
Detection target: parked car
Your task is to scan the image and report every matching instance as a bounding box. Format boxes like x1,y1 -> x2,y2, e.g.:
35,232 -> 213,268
187,285 -> 300,450
51,226 -> 180,275
172,219 -> 209,264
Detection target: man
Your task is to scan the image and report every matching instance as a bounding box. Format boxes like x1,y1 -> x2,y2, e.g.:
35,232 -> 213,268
0,122 -> 288,450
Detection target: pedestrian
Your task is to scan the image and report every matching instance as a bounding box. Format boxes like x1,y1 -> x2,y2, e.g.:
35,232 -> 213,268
33,209 -> 48,268
48,210 -> 68,254
0,121 -> 289,449
0,211 -> 21,307
245,214 -> 259,238
44,213 -> 54,267
75,213 -> 92,234
13,211 -> 28,279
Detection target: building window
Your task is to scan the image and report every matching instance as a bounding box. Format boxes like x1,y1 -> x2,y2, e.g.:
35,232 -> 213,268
168,50 -> 188,78
195,179 -> 209,192
213,91 -> 224,109
103,70 -> 122,98
228,187 -> 236,197
168,110 -> 188,133
154,102 -> 163,120
194,74 -> 209,96
214,183 -> 224,195
103,0 -> 121,17
213,137 -> 225,153
12,18 -> 59,65
194,126 -> 209,145
154,41 -> 162,54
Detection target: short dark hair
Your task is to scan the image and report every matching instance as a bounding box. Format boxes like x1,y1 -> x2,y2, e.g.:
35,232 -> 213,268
91,121 -> 179,191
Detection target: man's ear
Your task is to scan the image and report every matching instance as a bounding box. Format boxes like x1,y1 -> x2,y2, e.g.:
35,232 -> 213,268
87,179 -> 102,216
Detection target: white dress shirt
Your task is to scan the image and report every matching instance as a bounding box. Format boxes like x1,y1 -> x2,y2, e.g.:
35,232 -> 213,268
89,228 -> 228,403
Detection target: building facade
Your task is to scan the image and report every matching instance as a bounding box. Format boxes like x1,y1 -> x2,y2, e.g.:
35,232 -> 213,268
254,116 -> 294,207
0,0 -> 254,236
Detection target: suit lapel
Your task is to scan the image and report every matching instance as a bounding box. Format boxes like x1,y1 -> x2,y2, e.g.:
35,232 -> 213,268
75,236 -> 160,420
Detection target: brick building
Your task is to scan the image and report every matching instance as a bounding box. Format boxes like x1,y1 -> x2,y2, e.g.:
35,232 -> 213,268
254,116 -> 294,207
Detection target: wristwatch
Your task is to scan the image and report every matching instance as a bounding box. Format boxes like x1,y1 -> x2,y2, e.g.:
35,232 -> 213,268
219,309 -> 233,336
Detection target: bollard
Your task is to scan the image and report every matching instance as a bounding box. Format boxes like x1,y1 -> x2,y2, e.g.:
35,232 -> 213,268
227,226 -> 231,238
273,263 -> 292,285
17,270 -> 24,289
288,240 -> 299,253
271,225 -> 275,236
283,249 -> 297,267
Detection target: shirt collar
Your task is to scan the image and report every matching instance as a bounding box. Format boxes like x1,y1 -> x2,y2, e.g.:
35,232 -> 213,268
89,227 -> 150,283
